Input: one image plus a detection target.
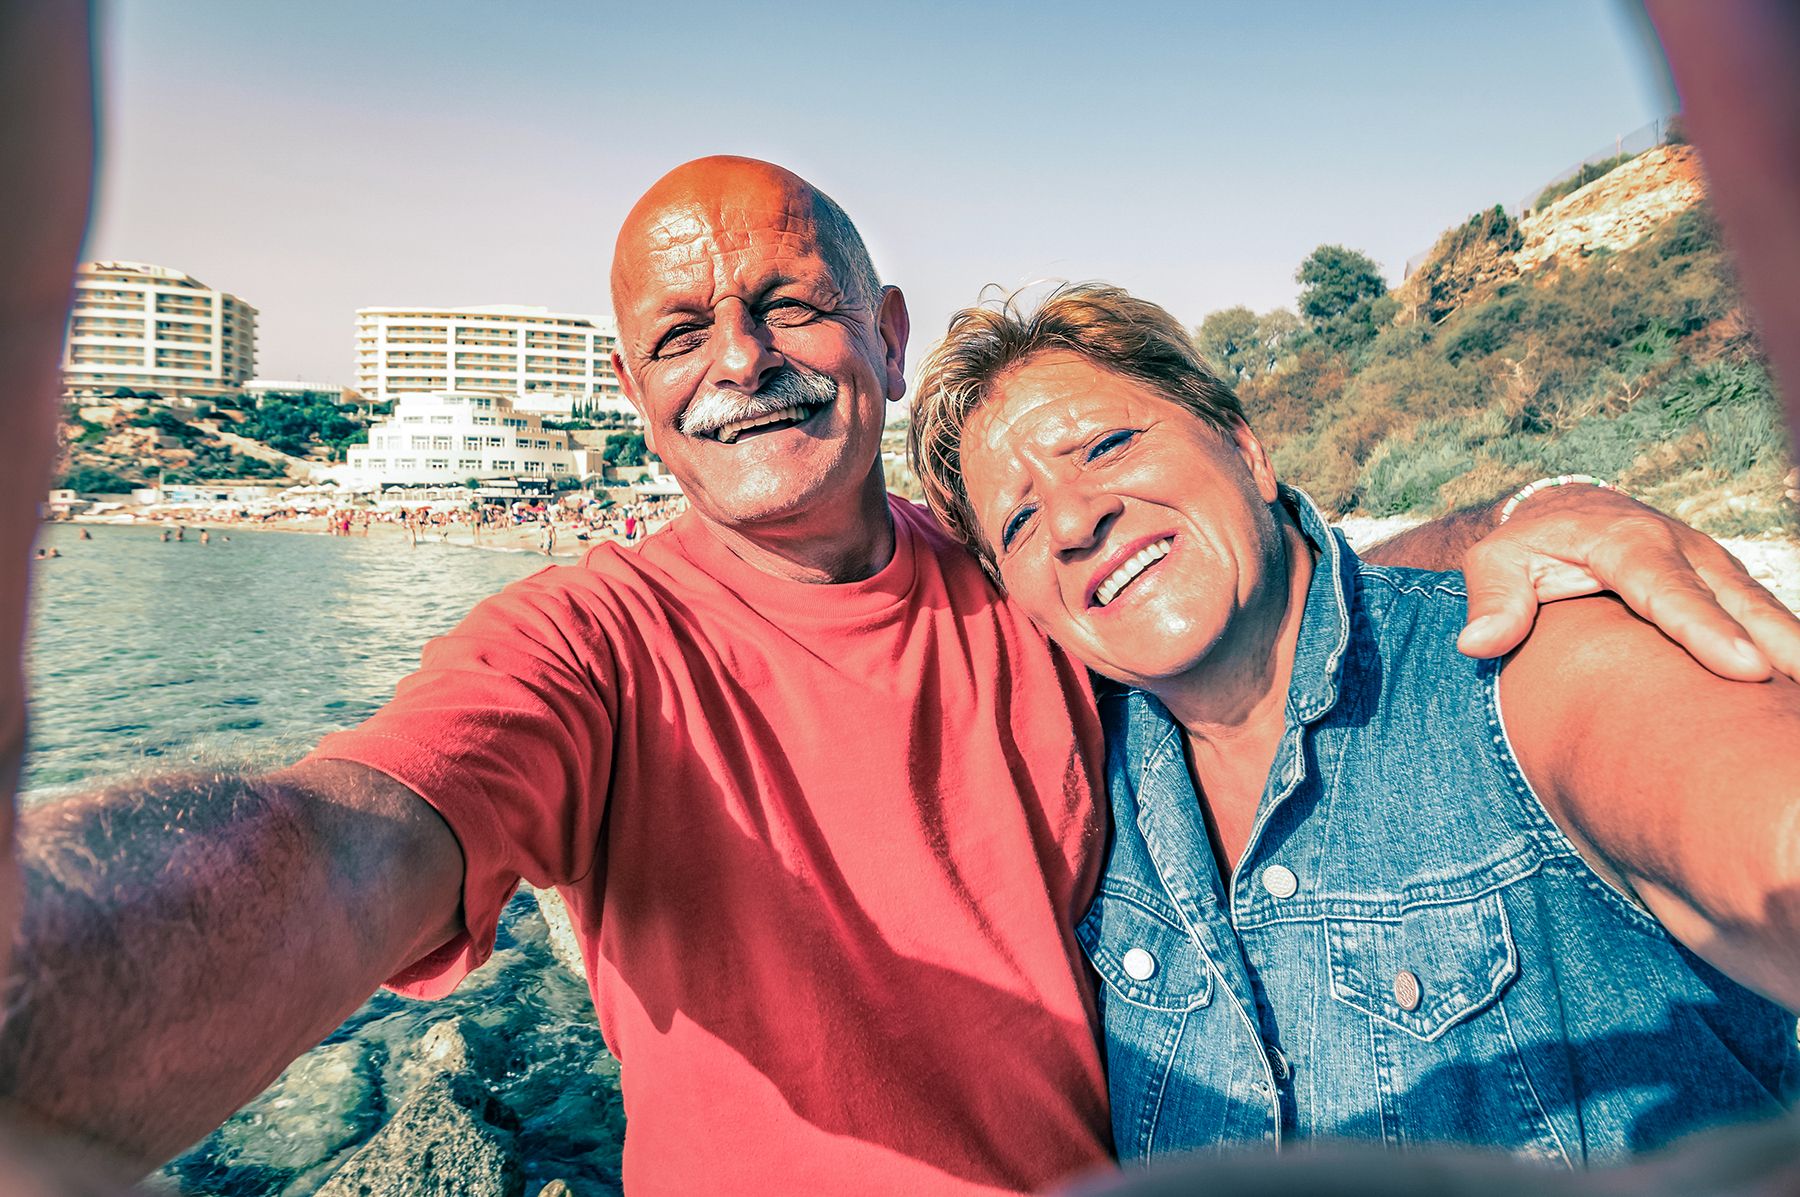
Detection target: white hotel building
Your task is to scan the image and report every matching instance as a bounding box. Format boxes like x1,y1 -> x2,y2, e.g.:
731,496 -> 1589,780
355,304 -> 626,415
62,261 -> 257,399
342,391 -> 582,488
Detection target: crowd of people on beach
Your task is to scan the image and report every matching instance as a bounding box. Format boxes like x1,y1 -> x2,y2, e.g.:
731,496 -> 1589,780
53,492 -> 691,558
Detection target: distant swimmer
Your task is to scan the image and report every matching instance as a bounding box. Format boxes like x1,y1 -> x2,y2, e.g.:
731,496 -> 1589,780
79,528 -> 91,540
199,530 -> 210,545
175,525 -> 185,542
32,549 -> 45,560
160,529 -> 170,543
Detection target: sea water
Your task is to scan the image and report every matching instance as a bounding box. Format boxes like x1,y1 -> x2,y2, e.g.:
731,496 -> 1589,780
24,523 -> 625,1195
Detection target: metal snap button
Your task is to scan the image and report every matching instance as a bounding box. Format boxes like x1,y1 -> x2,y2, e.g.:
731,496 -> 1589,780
1266,1045 -> 1292,1082
1260,864 -> 1299,899
1394,969 -> 1422,1011
1122,947 -> 1157,981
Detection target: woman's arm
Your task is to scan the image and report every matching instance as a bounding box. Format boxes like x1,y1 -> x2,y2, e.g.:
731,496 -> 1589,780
1501,594 -> 1800,1009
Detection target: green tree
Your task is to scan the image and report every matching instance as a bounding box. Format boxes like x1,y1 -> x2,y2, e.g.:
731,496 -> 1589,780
603,432 -> 648,467
1194,307 -> 1260,381
1296,245 -> 1390,352
58,466 -> 138,493
1195,307 -> 1306,383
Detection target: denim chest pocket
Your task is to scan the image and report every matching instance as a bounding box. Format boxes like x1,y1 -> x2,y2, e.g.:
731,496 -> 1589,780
1325,891 -> 1517,1041
1078,887 -> 1213,1012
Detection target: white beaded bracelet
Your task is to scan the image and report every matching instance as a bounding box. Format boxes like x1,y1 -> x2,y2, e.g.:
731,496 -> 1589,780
1498,474 -> 1620,524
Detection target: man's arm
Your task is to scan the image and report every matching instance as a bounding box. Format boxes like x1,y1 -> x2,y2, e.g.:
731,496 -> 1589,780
0,759 -> 465,1178
1501,594 -> 1800,1010
1361,483 -> 1800,683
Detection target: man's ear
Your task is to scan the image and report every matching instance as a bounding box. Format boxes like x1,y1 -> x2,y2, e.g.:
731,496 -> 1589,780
877,286 -> 910,404
1231,419 -> 1280,503
614,351 -> 658,456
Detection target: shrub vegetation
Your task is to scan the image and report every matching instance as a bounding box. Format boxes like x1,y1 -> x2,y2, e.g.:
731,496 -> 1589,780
1198,202 -> 1794,536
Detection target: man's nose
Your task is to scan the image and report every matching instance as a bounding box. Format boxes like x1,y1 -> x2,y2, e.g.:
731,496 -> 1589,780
1046,486 -> 1121,557
709,302 -> 783,390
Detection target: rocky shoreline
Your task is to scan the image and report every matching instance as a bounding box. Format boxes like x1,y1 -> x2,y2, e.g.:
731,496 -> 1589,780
155,892 -> 623,1197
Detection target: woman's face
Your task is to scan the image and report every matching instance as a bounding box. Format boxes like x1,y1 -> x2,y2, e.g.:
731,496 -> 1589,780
961,351 -> 1283,687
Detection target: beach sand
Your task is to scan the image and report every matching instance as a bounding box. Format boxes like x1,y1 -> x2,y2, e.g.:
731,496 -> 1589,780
68,510 -> 658,559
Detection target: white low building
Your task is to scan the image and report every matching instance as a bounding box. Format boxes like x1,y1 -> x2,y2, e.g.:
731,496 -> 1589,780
342,391 -> 582,488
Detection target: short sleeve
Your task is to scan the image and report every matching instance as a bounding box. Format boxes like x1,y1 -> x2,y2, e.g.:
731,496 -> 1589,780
306,570 -> 617,998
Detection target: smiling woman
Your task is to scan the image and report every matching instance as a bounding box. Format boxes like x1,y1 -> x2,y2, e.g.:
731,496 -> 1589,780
910,282 -> 1800,1166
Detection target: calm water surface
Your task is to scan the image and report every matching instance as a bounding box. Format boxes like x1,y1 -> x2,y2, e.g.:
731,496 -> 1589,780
25,523 -> 545,794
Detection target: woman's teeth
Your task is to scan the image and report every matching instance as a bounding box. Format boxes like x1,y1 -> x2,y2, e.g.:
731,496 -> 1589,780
715,406 -> 810,444
1095,539 -> 1171,608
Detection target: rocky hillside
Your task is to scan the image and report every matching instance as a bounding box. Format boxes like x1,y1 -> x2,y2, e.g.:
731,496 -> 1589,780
1210,142 -> 1795,537
58,402 -> 324,492
1396,144 -> 1708,324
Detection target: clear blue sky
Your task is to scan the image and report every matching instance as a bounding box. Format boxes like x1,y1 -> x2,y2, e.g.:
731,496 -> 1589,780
87,0 -> 1674,385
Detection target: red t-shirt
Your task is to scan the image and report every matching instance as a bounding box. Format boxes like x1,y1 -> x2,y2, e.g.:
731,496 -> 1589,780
310,497 -> 1111,1195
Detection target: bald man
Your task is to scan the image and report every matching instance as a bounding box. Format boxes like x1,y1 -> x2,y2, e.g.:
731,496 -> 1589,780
4,156 -> 1798,1197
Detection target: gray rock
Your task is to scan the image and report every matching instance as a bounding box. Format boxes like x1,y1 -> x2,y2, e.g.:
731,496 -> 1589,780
390,1015 -> 498,1099
529,886 -> 586,984
214,1039 -> 379,1174
316,1071 -> 524,1197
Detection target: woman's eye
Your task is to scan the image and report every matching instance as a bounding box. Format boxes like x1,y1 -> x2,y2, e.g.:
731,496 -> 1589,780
1000,506 -> 1035,550
1087,430 -> 1137,461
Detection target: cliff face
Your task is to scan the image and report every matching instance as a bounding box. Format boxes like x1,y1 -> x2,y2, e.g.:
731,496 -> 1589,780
1516,144 -> 1707,272
1398,143 -> 1708,323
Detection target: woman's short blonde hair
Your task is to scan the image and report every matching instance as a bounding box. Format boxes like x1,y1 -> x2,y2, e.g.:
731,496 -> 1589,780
908,282 -> 1246,578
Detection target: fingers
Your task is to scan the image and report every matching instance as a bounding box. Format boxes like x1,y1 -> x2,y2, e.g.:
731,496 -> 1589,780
1592,533 -> 1773,682
1694,547 -> 1800,684
1457,539 -> 1544,659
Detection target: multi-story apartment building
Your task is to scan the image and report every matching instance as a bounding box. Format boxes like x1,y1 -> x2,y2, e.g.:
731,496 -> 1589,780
354,304 -> 623,413
62,261 -> 258,399
342,391 -> 583,487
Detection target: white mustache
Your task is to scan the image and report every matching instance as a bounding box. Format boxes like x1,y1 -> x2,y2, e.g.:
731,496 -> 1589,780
678,367 -> 838,439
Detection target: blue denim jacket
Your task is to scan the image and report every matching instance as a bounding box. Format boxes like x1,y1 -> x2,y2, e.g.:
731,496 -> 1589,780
1084,487 -> 1798,1166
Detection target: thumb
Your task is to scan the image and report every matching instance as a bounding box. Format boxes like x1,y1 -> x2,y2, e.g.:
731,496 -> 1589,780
1457,542 -> 1540,659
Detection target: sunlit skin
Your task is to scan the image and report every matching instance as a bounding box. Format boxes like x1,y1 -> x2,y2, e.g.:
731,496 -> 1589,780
609,157 -> 910,583
962,352 -> 1319,862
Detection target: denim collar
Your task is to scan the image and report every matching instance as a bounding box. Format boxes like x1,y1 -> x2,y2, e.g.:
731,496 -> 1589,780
1100,484 -> 1355,745
1280,484 -> 1354,725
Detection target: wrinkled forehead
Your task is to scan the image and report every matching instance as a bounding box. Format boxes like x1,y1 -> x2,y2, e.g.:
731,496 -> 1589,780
618,191 -> 843,323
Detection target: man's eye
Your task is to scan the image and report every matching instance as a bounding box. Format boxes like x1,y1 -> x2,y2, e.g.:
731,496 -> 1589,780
1000,505 -> 1035,550
1087,430 -> 1137,461
653,326 -> 708,358
761,299 -> 818,327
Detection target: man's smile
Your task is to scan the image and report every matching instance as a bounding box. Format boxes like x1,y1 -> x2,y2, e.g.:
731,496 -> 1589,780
709,401 -> 830,444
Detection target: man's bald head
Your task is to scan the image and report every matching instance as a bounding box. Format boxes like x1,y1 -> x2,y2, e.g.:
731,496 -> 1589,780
610,156 -> 882,329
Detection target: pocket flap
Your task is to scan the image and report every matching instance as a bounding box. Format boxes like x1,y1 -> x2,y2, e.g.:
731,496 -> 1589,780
1325,892 -> 1517,1041
1078,888 -> 1212,1013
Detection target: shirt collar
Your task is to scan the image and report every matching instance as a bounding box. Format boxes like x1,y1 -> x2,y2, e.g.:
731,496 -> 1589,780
1281,484 -> 1355,724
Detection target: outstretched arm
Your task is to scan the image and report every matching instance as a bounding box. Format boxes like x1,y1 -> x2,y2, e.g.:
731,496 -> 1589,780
0,759 -> 464,1179
1361,483 -> 1800,683
1501,594 -> 1800,1010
